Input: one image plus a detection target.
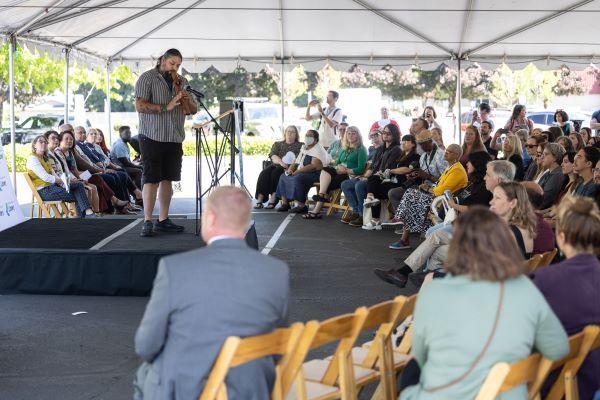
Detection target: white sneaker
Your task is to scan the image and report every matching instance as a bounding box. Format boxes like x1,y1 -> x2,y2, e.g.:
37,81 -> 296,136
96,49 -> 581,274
362,220 -> 382,230
363,197 -> 380,208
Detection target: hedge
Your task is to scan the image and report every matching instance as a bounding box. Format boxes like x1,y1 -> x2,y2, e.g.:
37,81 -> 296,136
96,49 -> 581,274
3,137 -> 273,172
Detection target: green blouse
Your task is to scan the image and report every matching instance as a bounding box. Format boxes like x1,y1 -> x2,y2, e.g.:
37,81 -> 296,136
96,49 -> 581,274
333,145 -> 368,175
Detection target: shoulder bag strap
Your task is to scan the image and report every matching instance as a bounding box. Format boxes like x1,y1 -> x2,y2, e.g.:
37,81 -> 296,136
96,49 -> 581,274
425,281 -> 505,393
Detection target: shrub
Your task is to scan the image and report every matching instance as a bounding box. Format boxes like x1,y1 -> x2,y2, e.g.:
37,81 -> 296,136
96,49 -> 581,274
182,136 -> 272,157
2,144 -> 30,172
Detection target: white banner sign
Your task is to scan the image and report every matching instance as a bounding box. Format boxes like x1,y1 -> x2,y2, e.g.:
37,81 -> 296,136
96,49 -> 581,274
0,146 -> 25,232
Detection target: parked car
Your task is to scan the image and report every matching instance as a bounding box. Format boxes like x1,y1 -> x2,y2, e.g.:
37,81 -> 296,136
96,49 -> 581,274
1,114 -> 91,145
243,102 -> 282,138
527,110 -> 591,132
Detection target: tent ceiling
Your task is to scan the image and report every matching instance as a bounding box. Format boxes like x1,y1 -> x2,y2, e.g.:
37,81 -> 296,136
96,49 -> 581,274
1,0 -> 600,72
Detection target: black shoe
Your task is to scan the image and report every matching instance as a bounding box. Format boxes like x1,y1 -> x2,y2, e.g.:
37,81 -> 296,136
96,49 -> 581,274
140,220 -> 155,237
289,205 -> 308,214
373,268 -> 408,288
408,271 -> 429,288
277,204 -> 291,212
154,218 -> 184,233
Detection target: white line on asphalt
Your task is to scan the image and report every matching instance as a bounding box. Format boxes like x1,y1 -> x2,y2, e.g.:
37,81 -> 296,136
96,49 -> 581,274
89,218 -> 143,250
261,214 -> 295,255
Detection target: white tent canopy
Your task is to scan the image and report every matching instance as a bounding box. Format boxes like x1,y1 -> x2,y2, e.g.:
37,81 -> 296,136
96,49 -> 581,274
2,0 -> 600,184
2,0 -> 600,72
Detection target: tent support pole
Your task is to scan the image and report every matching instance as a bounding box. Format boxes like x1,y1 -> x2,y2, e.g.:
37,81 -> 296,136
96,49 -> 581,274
456,58 -> 462,144
8,34 -> 17,188
280,60 -> 285,131
106,61 -> 112,146
64,47 -> 70,125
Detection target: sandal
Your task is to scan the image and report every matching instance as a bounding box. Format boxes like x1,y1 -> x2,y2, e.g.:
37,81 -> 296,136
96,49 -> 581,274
265,203 -> 277,209
302,212 -> 322,220
253,203 -> 264,209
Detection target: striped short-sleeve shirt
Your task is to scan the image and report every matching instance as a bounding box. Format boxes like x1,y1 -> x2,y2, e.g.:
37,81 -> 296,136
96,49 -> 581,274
135,68 -> 194,143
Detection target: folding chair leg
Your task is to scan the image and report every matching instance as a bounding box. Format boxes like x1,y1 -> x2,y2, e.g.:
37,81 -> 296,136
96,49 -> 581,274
50,204 -> 63,218
30,196 -> 35,218
338,350 -> 358,400
564,370 -> 579,400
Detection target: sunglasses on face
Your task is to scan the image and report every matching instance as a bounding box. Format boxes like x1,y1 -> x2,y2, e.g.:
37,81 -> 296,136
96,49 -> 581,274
525,144 -> 537,148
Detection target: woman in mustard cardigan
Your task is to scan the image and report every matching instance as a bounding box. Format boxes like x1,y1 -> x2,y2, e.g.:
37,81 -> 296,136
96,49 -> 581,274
392,143 -> 468,249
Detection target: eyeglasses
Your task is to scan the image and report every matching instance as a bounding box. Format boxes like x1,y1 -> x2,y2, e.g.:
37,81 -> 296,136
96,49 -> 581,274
536,152 -> 543,157
525,144 -> 537,148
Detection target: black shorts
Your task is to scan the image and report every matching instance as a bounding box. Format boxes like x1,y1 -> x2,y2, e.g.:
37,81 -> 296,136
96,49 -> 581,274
139,135 -> 183,184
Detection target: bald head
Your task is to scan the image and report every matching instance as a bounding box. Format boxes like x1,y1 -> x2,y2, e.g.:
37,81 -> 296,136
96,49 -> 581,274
202,186 -> 251,242
73,126 -> 87,142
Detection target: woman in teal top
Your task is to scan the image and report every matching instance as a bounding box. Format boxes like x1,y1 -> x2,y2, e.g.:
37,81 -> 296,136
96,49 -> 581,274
400,206 -> 568,400
304,125 -> 367,219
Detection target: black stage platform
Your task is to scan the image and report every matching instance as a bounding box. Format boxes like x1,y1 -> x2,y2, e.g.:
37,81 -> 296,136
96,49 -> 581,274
0,218 -> 258,296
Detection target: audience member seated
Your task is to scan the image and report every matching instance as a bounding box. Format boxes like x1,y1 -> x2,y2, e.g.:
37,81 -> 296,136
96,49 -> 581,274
375,154 -> 505,288
341,131 -> 385,227
326,121 -> 347,163
275,130 -> 327,214
95,128 -> 111,157
573,146 -> 600,206
556,135 -> 574,153
523,134 -> 546,181
370,106 -> 398,132
408,116 -> 429,136
84,127 -> 143,207
580,127 -> 592,145
480,120 -> 497,158
133,187 -> 289,400
553,109 -> 574,135
398,207 -> 568,399
570,132 -> 585,152
44,130 -> 100,214
520,182 -> 556,255
386,130 -> 448,221
430,127 -> 445,151
500,133 -> 525,181
537,143 -> 567,209
60,124 -> 132,207
307,126 -> 367,219
490,182 -> 537,258
532,196 -> 600,400
367,129 -> 383,160
459,125 -> 487,166
110,125 -> 144,190
54,130 -> 130,214
391,144 -> 467,249
547,126 -> 563,143
254,125 -> 303,209
355,123 -> 402,229
26,135 -> 95,218
362,128 -> 416,228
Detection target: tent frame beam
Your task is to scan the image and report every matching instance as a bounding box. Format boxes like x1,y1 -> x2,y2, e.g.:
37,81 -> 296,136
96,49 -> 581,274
464,0 -> 596,57
72,0 -> 178,47
15,0 -> 68,35
8,34 -> 16,187
278,0 -> 285,127
457,0 -> 475,57
28,0 -> 129,31
351,0 -> 454,56
111,0 -> 209,60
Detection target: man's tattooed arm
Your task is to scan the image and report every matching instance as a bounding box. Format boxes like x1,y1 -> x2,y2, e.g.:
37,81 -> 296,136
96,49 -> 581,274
135,98 -> 161,114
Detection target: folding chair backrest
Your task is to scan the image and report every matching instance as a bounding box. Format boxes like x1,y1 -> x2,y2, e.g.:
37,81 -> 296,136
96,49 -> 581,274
395,295 -> 417,355
538,248 -> 558,268
544,325 -> 600,400
526,254 -> 544,273
475,353 -> 549,400
281,307 -> 369,394
199,323 -> 304,400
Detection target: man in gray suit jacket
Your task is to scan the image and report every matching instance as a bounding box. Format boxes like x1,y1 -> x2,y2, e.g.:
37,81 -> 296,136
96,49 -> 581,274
133,186 -> 289,400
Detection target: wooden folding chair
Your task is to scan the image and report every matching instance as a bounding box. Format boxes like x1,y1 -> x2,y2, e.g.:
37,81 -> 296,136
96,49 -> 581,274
544,325 -> 600,400
198,323 -> 304,400
476,325 -> 600,400
324,189 -> 350,217
23,172 -> 71,218
475,353 -> 551,400
526,254 -> 544,273
283,307 -> 369,400
538,248 -> 558,268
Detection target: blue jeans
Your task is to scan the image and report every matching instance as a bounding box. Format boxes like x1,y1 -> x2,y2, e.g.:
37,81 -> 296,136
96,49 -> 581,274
425,222 -> 453,238
341,178 -> 368,215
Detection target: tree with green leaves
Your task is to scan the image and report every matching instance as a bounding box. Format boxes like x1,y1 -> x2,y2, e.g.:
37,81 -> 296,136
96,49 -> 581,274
70,64 -> 137,111
0,43 -> 64,128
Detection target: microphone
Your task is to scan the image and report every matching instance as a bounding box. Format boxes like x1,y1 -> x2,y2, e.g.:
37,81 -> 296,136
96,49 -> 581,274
184,85 -> 205,99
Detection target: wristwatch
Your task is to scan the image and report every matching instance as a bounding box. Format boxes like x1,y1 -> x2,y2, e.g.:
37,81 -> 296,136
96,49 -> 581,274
160,104 -> 167,113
